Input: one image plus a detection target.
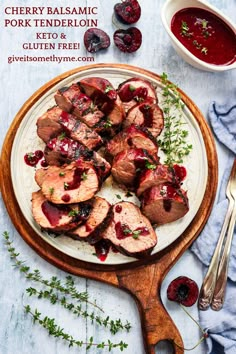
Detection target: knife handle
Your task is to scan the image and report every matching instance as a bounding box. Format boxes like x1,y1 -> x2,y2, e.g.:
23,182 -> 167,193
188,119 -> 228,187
211,205 -> 236,310
198,199 -> 234,310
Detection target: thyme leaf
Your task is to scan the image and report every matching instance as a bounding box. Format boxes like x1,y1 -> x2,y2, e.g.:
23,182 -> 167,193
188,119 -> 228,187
25,305 -> 129,350
2,231 -> 132,341
159,73 -> 193,166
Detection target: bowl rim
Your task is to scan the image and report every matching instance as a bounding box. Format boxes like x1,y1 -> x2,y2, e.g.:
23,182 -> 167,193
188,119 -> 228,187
161,0 -> 236,71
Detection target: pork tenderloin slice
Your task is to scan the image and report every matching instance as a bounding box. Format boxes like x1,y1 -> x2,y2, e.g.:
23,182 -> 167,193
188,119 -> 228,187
44,136 -> 111,182
111,148 -> 157,188
35,168 -> 49,187
106,125 -> 158,160
117,78 -> 157,112
78,77 -> 117,101
32,190 -> 91,232
124,101 -> 164,138
141,184 -> 189,225
44,137 -> 83,166
36,106 -> 63,143
55,84 -> 104,126
102,201 -> 157,258
59,111 -> 103,150
54,84 -> 82,112
68,197 -> 112,244
40,161 -> 99,204
137,164 -> 174,196
78,77 -> 125,126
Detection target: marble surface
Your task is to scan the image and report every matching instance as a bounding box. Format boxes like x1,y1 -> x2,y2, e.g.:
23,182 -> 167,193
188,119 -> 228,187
0,0 -> 235,353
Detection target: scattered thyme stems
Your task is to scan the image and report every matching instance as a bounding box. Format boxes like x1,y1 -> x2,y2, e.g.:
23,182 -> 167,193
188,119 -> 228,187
26,287 -> 131,335
158,73 -> 193,166
25,305 -> 128,351
2,231 -> 131,345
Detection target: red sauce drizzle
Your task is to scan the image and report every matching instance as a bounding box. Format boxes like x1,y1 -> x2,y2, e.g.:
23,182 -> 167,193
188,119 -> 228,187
173,164 -> 187,183
40,160 -> 48,168
119,85 -> 148,102
94,240 -> 111,261
161,184 -> 178,212
139,104 -> 153,127
171,8 -> 236,65
115,222 -> 149,240
41,201 -> 70,226
61,194 -> 71,203
64,168 -> 85,190
24,150 -> 44,167
85,223 -> 93,232
115,205 -> 122,213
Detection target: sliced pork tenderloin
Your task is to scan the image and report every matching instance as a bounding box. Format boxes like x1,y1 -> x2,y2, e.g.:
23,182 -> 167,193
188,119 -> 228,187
68,197 -> 112,244
78,77 -> 125,126
32,190 -> 91,232
117,78 -> 157,112
37,106 -> 103,149
111,148 -> 157,189
106,125 -> 159,160
123,101 -> 164,138
44,136 -> 111,182
59,111 -> 103,150
36,106 -> 63,143
54,83 -> 82,112
141,184 -> 189,225
55,84 -> 104,127
102,201 -> 157,258
136,164 -> 175,196
40,160 -> 99,204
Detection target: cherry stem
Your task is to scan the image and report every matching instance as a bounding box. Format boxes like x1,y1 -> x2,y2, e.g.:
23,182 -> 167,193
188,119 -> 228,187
172,303 -> 208,351
179,303 -> 205,334
174,336 -> 205,351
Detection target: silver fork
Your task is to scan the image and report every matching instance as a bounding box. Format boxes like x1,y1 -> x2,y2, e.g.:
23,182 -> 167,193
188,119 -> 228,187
198,159 -> 236,311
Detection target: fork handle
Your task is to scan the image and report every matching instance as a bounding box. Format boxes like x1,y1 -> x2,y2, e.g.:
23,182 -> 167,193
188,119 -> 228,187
211,204 -> 236,311
198,199 -> 234,310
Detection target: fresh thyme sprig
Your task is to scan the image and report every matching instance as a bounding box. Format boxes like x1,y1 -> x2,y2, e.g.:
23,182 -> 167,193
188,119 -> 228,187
2,231 -> 131,350
24,305 -> 128,351
26,287 -> 131,335
158,73 -> 193,166
2,231 -> 99,309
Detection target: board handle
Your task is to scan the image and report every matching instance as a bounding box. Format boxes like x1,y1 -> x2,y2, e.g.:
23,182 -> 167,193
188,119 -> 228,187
117,264 -> 184,354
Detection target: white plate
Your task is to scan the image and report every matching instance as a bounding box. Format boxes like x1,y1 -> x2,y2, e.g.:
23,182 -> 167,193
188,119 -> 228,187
11,66 -> 208,265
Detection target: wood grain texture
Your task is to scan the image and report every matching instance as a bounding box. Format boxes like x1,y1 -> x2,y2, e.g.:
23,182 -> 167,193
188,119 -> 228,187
0,63 -> 218,353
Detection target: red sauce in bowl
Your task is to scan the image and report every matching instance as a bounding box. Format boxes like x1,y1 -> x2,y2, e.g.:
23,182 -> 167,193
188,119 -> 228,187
171,8 -> 236,66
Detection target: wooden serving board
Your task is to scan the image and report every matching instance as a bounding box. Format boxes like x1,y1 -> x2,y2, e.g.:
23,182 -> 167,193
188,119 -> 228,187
0,64 -> 218,353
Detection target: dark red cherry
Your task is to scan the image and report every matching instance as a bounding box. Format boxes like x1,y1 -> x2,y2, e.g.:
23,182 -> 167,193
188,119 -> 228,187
113,27 -> 142,53
84,28 -> 110,53
167,276 -> 199,307
114,0 -> 141,25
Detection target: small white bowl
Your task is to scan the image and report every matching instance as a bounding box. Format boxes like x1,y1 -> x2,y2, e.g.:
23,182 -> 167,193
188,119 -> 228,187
161,0 -> 236,72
